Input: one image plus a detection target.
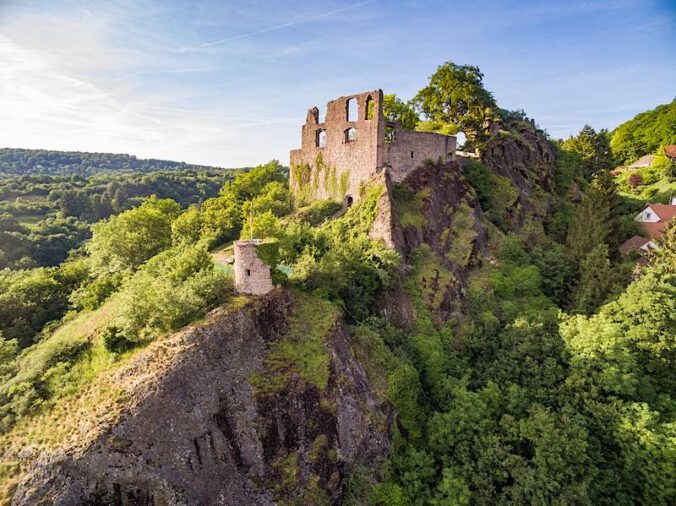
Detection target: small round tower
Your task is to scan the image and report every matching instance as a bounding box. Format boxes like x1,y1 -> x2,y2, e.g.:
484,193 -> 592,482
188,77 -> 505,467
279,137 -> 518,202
233,239 -> 274,295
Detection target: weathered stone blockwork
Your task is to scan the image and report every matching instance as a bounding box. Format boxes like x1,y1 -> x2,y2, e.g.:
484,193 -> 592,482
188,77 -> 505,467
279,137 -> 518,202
290,89 -> 456,203
234,240 -> 274,295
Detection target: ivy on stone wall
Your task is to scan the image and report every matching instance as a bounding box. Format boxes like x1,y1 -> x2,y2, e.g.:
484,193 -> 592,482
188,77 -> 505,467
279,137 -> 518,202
292,152 -> 350,205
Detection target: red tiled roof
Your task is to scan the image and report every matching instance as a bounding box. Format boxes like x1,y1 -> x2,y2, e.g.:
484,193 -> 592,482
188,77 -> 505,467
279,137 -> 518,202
664,145 -> 676,159
641,221 -> 667,240
648,204 -> 676,221
619,235 -> 651,255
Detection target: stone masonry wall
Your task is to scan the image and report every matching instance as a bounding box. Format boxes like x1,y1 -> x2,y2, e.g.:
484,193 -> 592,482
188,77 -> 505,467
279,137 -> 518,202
234,240 -> 274,295
382,124 -> 456,182
290,90 -> 385,202
290,88 -> 456,203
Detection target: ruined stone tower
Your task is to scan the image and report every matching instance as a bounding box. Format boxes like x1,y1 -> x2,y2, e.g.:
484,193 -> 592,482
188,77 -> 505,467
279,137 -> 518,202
290,89 -> 456,204
233,240 -> 274,295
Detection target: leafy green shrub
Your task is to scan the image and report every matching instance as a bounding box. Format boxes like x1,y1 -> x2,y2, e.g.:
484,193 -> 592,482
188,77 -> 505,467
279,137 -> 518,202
0,264 -> 87,348
294,200 -> 342,226
291,237 -> 399,321
497,233 -> 529,265
114,245 -> 232,342
87,195 -> 181,273
70,272 -> 124,310
100,325 -> 133,353
462,160 -> 518,231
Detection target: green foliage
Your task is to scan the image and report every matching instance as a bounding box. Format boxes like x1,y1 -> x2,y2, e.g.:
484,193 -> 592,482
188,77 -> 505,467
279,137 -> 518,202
573,243 -> 616,314
0,213 -> 90,269
113,245 -> 231,343
560,264 -> 676,504
0,148 -> 229,177
414,61 -> 498,145
383,94 -> 420,130
444,204 -> 478,267
0,239 -> 230,438
393,185 -> 428,228
251,293 -> 339,395
291,237 -> 399,321
294,200 -> 341,226
0,262 -> 88,348
562,124 -> 614,177
87,196 -> 181,273
531,242 -> 576,307
462,159 -> 519,231
100,325 -> 133,354
652,146 -> 676,181
240,210 -> 280,240
171,206 -> 202,245
566,171 -> 621,262
0,158 -> 235,267
199,160 -> 289,245
0,318 -> 93,431
610,100 -> 676,164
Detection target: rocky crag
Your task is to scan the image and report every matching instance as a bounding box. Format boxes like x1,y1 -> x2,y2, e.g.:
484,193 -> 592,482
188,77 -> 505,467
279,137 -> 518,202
9,291 -> 390,505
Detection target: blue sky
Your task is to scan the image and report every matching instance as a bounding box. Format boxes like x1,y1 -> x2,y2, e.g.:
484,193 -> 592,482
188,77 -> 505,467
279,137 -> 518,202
1,0 -> 674,167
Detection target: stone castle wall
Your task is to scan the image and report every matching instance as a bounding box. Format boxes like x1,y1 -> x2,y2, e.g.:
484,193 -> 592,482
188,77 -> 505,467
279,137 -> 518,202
233,240 -> 274,295
290,90 -> 385,202
290,89 -> 456,203
382,124 -> 456,182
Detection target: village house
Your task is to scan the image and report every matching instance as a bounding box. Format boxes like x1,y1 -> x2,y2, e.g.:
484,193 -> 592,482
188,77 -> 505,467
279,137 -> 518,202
620,198 -> 676,258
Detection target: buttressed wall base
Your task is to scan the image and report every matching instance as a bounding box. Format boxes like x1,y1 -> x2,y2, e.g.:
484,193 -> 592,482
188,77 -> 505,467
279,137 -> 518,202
290,89 -> 456,204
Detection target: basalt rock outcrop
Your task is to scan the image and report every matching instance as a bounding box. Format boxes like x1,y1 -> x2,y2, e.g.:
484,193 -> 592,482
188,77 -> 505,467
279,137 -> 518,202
10,291 -> 390,505
481,119 -> 557,230
371,160 -> 488,327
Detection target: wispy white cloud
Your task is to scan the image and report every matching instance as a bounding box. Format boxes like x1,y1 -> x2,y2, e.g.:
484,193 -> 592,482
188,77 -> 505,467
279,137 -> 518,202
0,30 -> 293,166
179,0 -> 376,53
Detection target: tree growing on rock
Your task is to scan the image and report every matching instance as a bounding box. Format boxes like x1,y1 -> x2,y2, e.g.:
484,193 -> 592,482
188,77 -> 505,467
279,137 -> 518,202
414,61 -> 498,146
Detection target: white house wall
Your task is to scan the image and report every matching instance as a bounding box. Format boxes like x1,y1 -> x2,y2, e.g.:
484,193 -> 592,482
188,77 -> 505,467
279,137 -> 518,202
635,206 -> 661,222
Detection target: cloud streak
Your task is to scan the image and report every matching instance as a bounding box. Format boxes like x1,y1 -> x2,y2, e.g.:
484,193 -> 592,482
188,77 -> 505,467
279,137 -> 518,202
179,0 -> 376,52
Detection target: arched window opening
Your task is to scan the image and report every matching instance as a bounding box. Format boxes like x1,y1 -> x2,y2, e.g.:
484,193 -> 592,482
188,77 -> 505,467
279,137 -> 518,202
385,125 -> 395,144
345,127 -> 357,143
346,98 -> 359,122
316,129 -> 326,148
365,96 -> 374,120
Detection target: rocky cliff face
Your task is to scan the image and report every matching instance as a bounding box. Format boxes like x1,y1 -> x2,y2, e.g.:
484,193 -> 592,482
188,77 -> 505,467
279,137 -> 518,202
11,291 -> 389,505
481,119 -> 557,232
370,160 -> 488,327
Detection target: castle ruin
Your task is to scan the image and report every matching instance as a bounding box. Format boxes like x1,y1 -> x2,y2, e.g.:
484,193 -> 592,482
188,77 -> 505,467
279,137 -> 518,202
290,89 -> 456,203
233,240 -> 274,295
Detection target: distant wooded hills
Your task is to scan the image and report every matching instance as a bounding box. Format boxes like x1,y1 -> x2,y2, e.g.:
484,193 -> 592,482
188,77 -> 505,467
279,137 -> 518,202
0,148 -> 235,176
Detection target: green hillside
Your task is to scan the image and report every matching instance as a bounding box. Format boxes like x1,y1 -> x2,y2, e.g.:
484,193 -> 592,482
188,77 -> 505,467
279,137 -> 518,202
610,100 -> 676,164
